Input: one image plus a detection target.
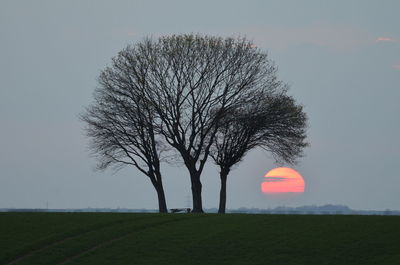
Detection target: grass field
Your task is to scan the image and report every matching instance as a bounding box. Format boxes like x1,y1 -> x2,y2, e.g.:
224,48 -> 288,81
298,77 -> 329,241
1,213 -> 399,265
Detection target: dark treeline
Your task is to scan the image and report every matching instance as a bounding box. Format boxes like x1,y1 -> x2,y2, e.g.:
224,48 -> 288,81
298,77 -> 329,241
3,205 -> 398,216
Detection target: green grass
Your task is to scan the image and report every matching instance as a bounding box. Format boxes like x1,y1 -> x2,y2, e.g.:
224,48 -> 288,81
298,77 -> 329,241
1,213 -> 399,265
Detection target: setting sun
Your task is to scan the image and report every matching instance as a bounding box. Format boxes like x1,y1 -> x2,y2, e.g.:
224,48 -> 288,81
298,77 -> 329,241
261,167 -> 305,194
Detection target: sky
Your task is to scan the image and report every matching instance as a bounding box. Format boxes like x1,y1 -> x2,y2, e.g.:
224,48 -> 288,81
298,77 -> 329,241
1,0 -> 399,211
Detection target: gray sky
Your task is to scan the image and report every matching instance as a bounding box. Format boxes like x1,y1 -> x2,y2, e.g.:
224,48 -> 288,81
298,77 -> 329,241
1,0 -> 399,211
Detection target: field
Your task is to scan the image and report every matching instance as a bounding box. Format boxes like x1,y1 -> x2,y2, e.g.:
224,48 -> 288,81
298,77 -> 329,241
1,213 -> 399,265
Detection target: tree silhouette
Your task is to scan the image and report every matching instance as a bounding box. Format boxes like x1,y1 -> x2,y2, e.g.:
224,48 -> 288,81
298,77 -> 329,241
129,35 -> 284,212
82,34 -> 301,213
81,54 -> 169,213
211,92 -> 308,213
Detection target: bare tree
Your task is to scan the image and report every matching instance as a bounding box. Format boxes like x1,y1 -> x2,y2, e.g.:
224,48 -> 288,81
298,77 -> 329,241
211,92 -> 308,213
83,34 -> 290,213
129,34 -> 283,212
81,53 -> 169,213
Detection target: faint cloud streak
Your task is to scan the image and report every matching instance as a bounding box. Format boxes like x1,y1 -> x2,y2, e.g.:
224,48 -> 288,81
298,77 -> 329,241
376,37 -> 394,42
264,177 -> 289,182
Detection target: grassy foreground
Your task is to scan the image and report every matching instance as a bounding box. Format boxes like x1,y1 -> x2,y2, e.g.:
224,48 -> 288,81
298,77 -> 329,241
1,213 -> 399,265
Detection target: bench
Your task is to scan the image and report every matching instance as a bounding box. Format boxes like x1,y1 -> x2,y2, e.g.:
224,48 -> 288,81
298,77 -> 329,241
170,208 -> 191,213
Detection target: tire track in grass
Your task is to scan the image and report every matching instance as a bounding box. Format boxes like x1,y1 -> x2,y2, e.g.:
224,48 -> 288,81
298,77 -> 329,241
55,215 -> 211,265
3,215 -> 159,265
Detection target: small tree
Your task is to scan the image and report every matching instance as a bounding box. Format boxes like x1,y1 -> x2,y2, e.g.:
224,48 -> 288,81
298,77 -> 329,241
211,92 -> 308,213
81,53 -> 169,213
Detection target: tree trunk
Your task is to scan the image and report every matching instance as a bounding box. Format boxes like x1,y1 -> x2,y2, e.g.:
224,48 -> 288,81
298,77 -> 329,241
190,172 -> 204,213
150,174 -> 168,213
156,184 -> 168,213
218,168 -> 230,214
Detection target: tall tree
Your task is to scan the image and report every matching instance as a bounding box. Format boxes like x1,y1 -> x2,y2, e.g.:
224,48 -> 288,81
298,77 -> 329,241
81,53 -> 169,213
211,92 -> 308,213
130,35 -> 283,212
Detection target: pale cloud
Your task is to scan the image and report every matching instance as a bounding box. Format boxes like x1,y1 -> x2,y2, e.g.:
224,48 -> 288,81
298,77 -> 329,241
376,37 -> 394,42
393,65 -> 400,70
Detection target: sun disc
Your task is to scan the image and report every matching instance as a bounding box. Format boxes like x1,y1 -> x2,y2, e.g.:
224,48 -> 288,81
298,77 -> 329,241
261,167 -> 305,194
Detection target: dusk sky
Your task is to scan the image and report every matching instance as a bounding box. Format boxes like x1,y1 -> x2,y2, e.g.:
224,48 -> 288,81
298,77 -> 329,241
1,0 -> 399,211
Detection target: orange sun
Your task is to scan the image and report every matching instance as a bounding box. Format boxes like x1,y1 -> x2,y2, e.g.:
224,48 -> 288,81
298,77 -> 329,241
261,167 -> 305,194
